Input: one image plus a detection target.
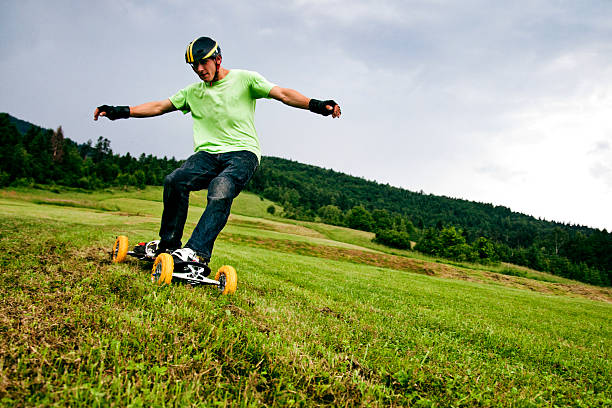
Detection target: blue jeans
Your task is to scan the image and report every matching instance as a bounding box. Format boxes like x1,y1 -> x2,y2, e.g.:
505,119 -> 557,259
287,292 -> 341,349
159,150 -> 259,260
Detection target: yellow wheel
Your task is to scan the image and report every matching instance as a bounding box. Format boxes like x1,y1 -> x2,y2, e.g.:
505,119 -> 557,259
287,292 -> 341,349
111,235 -> 129,263
215,265 -> 237,295
152,253 -> 174,285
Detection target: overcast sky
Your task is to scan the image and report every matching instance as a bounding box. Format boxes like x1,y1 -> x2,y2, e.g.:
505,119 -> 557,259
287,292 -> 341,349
2,0 -> 611,231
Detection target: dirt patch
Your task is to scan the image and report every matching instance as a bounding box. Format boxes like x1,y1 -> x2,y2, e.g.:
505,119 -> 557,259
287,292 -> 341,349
318,306 -> 342,319
225,304 -> 247,316
80,246 -> 114,264
36,198 -> 85,205
554,283 -> 612,303
1,190 -> 18,198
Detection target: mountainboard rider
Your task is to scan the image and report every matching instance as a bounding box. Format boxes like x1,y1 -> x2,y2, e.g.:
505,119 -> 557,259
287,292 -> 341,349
94,36 -> 341,270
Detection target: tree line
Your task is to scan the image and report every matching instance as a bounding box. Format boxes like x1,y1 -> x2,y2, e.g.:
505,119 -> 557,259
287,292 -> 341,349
0,113 -> 180,190
1,113 -> 610,286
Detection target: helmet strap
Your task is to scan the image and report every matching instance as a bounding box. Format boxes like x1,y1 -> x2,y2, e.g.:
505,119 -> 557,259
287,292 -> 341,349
209,57 -> 221,86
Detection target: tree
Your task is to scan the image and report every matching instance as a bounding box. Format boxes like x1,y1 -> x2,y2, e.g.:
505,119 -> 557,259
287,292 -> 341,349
318,205 -> 344,226
93,136 -> 112,162
552,227 -> 568,255
281,188 -> 301,207
438,226 -> 476,261
95,161 -> 119,183
345,205 -> 374,231
526,245 -> 546,271
57,142 -> 84,185
415,228 -> 442,256
134,170 -> 146,189
23,127 -> 54,183
51,126 -> 65,163
374,230 -> 412,250
472,237 -> 497,263
372,209 -> 392,231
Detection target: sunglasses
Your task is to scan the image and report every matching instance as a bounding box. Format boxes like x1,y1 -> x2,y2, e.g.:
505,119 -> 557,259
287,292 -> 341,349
190,58 -> 214,69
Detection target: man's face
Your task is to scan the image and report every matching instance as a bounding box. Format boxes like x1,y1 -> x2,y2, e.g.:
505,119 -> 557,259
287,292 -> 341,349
191,57 -> 218,82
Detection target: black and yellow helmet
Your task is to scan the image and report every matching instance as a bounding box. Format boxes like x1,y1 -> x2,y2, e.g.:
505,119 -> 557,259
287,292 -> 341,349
185,37 -> 221,64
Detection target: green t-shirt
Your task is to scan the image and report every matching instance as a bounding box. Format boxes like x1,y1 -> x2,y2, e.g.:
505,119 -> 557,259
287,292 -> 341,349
169,69 -> 276,161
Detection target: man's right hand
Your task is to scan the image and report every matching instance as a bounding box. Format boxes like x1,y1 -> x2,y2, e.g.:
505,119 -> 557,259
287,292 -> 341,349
309,99 -> 341,118
94,105 -> 130,121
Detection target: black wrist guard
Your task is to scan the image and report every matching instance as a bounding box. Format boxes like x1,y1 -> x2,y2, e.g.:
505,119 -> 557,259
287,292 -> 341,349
309,99 -> 337,116
97,105 -> 130,120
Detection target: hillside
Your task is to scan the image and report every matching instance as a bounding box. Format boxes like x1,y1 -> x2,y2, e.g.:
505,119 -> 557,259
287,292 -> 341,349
1,112 -> 610,286
249,157 -> 611,283
251,156 -> 605,240
0,186 -> 610,406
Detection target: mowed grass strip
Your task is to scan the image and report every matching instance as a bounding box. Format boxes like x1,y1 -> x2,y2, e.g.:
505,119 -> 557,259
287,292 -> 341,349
0,195 -> 610,406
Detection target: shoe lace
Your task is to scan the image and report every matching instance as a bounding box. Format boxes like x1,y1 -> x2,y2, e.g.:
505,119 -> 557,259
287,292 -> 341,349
145,240 -> 159,257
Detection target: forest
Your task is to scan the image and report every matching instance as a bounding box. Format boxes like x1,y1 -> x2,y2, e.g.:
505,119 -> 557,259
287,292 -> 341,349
1,112 -> 610,286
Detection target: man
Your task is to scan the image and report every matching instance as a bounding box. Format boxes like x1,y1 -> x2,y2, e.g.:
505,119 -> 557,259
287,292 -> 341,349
94,36 -> 341,271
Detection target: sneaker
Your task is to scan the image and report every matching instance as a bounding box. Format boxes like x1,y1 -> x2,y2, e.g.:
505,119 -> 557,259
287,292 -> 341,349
133,242 -> 146,256
145,240 -> 160,257
172,248 -> 211,280
171,247 -> 201,263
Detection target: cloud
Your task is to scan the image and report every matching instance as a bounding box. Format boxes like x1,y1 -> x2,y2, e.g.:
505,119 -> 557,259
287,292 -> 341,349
291,0 -> 408,25
588,140 -> 612,189
476,164 -> 525,183
589,140 -> 611,154
590,162 -> 612,188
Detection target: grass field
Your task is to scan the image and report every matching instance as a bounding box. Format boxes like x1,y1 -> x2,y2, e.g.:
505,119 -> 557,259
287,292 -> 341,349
0,186 -> 610,407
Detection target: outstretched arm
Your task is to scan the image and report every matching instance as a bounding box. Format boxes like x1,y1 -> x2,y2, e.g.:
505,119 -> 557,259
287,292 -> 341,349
94,99 -> 177,121
268,86 -> 341,118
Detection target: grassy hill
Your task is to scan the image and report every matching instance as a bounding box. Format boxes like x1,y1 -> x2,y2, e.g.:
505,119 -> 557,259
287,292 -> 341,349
0,186 -> 610,406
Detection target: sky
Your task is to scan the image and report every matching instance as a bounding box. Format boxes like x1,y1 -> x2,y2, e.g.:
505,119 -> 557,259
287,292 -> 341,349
1,0 -> 611,231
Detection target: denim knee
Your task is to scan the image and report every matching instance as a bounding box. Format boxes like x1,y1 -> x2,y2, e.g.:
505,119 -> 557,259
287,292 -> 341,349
208,176 -> 236,200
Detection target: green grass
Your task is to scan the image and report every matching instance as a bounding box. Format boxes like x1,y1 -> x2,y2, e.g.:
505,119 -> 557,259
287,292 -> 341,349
0,187 -> 610,407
